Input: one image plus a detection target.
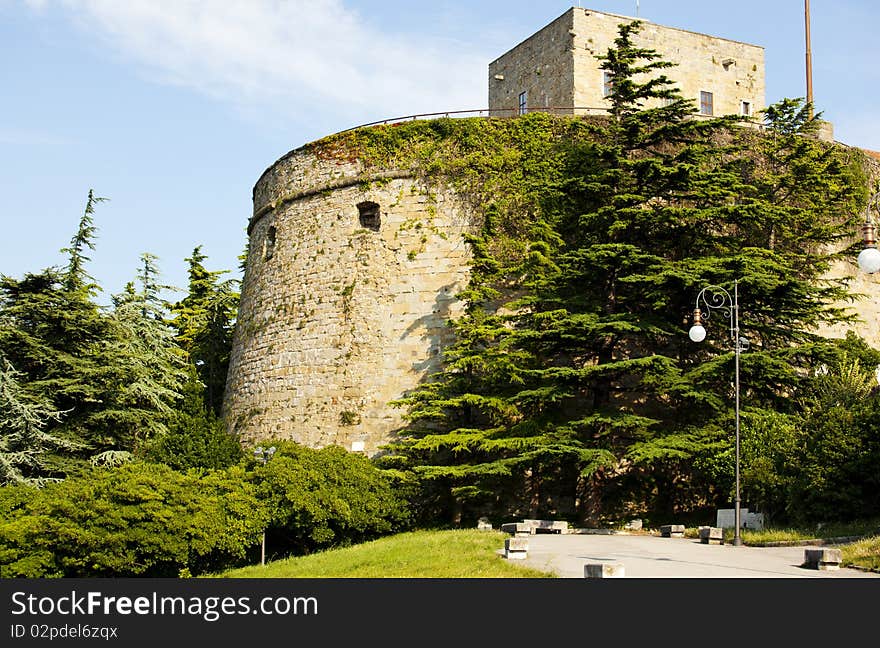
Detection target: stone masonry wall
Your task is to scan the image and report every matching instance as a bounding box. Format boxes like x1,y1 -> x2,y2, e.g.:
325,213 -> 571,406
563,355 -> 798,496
225,134 -> 880,459
488,10 -> 575,115
489,7 -> 765,119
223,147 -> 477,456
814,153 -> 880,349
572,8 -> 765,117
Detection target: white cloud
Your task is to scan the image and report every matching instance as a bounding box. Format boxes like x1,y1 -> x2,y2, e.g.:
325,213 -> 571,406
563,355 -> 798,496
38,0 -> 488,129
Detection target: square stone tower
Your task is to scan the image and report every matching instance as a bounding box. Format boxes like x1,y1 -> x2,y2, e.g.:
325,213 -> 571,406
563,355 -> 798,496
489,7 -> 765,120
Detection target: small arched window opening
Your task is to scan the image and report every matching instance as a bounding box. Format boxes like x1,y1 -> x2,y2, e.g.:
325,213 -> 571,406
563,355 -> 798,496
264,225 -> 277,260
357,201 -> 381,231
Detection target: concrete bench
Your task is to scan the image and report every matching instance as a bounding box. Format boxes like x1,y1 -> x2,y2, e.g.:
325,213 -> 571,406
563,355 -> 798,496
699,526 -> 723,545
522,519 -> 569,534
504,537 -> 529,560
501,522 -> 532,537
660,524 -> 685,538
584,562 -> 625,578
803,548 -> 842,571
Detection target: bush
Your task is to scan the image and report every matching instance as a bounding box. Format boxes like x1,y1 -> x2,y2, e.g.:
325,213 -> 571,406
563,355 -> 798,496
252,442 -> 411,557
0,462 -> 266,577
0,443 -> 413,577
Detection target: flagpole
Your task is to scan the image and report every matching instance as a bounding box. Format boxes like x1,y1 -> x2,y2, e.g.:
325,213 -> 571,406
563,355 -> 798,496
805,0 -> 813,118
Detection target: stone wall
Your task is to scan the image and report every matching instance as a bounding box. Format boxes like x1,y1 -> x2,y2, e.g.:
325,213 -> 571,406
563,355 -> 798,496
225,132 -> 880,458
815,151 -> 880,349
223,148 -> 477,456
818,258 -> 880,350
488,10 -> 575,116
489,7 -> 765,119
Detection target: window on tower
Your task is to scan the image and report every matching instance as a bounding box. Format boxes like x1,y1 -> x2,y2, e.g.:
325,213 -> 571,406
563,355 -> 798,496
357,201 -> 381,231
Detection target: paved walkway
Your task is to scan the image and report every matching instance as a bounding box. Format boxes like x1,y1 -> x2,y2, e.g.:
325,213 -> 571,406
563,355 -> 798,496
515,533 -> 880,578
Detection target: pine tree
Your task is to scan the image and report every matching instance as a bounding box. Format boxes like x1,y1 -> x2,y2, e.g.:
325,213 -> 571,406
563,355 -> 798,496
0,192 -> 112,474
86,254 -> 188,454
169,246 -> 239,415
381,21 -> 868,525
0,357 -> 78,485
60,189 -> 107,294
144,363 -> 243,471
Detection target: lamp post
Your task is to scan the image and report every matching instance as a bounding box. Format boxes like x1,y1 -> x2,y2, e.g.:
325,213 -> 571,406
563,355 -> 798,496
688,280 -> 747,546
253,445 -> 276,566
857,191 -> 880,274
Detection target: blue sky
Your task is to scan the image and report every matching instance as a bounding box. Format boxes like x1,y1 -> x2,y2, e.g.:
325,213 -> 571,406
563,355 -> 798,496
2,0 -> 877,303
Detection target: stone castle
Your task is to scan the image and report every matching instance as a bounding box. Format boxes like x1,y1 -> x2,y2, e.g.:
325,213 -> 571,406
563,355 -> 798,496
222,7 -> 876,456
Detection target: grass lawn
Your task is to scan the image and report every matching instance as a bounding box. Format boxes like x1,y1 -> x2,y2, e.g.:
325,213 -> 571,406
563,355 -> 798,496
841,536 -> 880,572
209,529 -> 555,578
684,518 -> 880,572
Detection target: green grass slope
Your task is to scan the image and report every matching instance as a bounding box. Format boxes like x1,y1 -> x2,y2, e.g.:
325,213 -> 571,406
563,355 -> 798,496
210,529 -> 555,578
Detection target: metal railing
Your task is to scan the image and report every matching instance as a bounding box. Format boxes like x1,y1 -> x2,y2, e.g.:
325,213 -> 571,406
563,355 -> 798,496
338,107 -> 613,133
337,106 -> 766,135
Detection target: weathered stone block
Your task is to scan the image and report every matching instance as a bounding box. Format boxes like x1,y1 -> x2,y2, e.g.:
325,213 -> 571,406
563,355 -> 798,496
584,562 -> 625,578
504,537 -> 529,560
716,508 -> 765,530
501,522 -> 532,536
660,524 -> 685,538
699,526 -> 724,545
804,548 -> 842,571
476,516 -> 493,531
522,519 -> 569,534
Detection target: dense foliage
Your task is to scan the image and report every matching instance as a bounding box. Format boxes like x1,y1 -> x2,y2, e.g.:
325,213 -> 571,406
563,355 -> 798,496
0,194 -> 239,477
342,22 -> 878,527
0,443 -> 410,577
255,442 -> 412,557
1,21 -> 877,580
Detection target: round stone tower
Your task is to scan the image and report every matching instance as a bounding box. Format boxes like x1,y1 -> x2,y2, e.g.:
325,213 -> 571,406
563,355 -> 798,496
223,141 -> 478,456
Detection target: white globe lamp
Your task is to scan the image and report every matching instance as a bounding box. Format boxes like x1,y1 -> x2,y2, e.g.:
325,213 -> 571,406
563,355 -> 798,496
688,325 -> 707,343
858,246 -> 880,274
859,205 -> 880,274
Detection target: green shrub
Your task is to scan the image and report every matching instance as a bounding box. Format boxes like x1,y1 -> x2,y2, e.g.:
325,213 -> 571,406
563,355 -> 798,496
252,442 -> 411,557
0,462 -> 266,577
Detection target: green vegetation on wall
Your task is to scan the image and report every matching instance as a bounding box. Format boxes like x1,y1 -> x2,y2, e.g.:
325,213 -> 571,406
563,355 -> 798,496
315,22 -> 875,527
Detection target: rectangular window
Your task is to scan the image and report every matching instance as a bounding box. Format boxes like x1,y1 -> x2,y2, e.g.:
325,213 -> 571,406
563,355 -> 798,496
700,91 -> 714,116
518,91 -> 527,115
603,71 -> 613,98
741,100 -> 751,117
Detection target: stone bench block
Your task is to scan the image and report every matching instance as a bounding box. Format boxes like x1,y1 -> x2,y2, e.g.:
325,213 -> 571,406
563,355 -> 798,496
660,524 -> 686,538
699,526 -> 723,545
584,562 -> 625,578
501,522 -> 532,536
476,516 -> 493,531
804,548 -> 842,571
522,519 -> 569,534
504,537 -> 529,560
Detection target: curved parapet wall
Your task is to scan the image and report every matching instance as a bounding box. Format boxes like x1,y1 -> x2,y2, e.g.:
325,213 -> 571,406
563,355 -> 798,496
223,145 -> 477,456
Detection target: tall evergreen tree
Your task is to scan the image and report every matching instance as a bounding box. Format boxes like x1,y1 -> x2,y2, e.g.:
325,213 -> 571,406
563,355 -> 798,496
381,21 -> 868,525
0,357 -> 77,485
60,189 -> 107,294
0,192 -> 111,473
144,363 -> 243,471
169,246 -> 239,415
86,254 -> 188,455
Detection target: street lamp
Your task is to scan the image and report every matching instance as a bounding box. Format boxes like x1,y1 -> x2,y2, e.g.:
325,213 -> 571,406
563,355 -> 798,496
253,445 -> 276,566
857,192 -> 880,274
688,280 -> 747,546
